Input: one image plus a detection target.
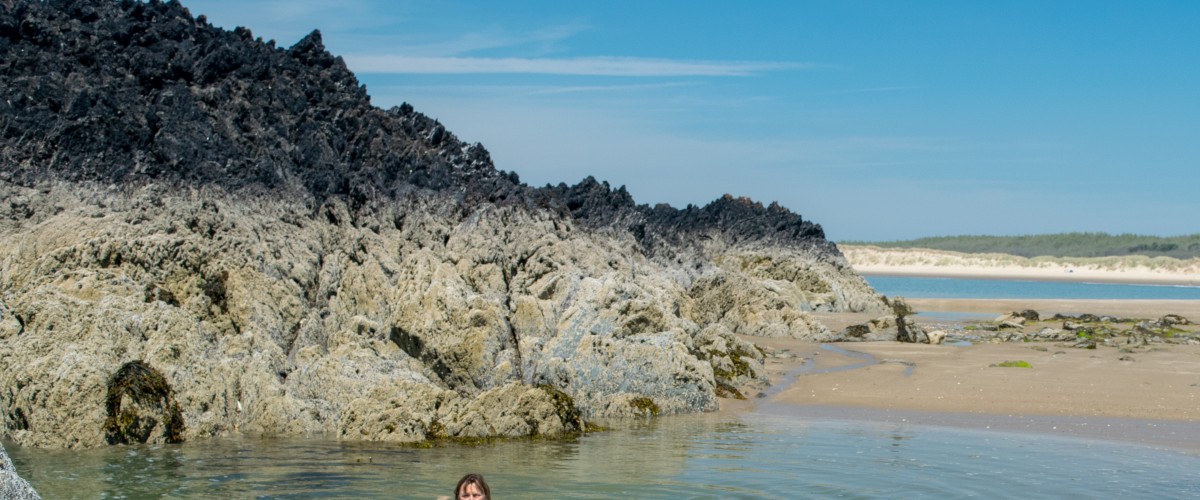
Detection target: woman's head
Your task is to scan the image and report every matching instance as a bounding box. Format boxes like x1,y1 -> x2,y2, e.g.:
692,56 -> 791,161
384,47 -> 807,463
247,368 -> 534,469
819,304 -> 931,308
455,473 -> 490,500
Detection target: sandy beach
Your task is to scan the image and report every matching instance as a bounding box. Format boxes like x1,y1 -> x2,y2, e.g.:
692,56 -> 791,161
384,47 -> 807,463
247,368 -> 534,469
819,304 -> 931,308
733,297 -> 1200,453
842,245 -> 1200,285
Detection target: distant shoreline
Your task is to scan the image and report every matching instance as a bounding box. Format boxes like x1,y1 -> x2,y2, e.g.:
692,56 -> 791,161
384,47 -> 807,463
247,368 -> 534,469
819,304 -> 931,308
842,245 -> 1200,287
857,269 -> 1200,286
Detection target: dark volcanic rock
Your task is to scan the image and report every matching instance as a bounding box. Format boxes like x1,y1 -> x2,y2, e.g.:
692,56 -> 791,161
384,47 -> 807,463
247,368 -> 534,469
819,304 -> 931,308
0,0 -> 842,255
550,176 -> 829,249
0,0 -> 509,206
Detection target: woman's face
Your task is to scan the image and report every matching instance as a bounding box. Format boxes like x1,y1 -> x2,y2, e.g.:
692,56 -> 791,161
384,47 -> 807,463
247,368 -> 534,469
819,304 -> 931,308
458,483 -> 486,500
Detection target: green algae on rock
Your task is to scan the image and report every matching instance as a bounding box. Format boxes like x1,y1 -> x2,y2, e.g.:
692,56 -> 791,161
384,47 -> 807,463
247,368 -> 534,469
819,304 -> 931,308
102,361 -> 185,445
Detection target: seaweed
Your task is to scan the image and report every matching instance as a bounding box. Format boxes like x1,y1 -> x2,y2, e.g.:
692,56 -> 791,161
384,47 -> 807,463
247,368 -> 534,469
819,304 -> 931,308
102,361 -> 185,445
991,360 -> 1033,368
629,396 -> 662,416
715,381 -> 746,400
537,384 -> 584,433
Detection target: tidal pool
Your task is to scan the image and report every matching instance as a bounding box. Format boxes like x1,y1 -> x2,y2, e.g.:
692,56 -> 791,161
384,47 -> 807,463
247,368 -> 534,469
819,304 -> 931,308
7,411 -> 1197,499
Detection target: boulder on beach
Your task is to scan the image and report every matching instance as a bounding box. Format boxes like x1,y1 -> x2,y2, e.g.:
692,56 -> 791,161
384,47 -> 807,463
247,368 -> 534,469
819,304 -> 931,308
925,330 -> 947,345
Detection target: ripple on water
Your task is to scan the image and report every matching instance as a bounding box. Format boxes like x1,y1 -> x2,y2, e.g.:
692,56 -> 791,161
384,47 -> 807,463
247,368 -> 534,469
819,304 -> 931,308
6,414 -> 1199,498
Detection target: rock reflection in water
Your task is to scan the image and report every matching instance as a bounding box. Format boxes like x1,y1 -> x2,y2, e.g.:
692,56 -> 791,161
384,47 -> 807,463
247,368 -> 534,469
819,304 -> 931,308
4,415 -> 722,498
7,412 -> 1200,498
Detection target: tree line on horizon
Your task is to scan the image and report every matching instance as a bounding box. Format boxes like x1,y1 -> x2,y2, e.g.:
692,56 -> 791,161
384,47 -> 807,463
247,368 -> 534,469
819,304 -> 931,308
842,232 -> 1200,259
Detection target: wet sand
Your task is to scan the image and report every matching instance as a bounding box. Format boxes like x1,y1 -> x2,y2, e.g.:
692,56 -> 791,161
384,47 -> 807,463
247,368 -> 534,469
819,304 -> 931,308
730,298 -> 1200,453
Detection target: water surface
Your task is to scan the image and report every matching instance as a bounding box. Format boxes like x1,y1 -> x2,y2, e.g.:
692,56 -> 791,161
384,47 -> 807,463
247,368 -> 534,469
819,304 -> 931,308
8,413 -> 1197,499
865,275 -> 1200,300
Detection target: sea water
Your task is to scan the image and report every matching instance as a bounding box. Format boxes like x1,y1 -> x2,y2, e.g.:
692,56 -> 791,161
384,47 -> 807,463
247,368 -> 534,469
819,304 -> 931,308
865,275 -> 1200,300
7,413 -> 1198,499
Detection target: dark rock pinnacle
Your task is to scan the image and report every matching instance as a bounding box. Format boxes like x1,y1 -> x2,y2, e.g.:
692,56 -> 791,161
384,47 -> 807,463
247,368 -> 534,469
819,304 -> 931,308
1,0 -> 842,256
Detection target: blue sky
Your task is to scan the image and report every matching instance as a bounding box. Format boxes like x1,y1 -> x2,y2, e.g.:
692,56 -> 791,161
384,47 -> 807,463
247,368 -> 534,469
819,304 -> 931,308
184,0 -> 1199,241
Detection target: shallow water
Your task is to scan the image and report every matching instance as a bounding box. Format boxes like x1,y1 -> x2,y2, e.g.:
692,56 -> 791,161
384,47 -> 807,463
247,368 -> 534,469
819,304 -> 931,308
865,275 -> 1200,300
8,412 -> 1197,499
913,310 -> 998,322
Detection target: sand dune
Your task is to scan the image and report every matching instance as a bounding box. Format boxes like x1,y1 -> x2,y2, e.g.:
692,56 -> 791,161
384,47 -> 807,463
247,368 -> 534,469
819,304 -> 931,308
841,245 -> 1200,285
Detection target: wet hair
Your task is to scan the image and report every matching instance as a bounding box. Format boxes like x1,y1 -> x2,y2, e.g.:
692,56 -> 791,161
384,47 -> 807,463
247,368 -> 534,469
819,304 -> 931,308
454,473 -> 490,500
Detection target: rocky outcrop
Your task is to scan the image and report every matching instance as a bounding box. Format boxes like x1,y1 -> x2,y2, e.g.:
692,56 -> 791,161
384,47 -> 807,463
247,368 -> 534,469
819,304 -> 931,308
829,314 -> 930,343
0,0 -> 885,448
932,310 -> 1200,346
2,182 -> 861,447
0,0 -> 514,205
0,442 -> 41,500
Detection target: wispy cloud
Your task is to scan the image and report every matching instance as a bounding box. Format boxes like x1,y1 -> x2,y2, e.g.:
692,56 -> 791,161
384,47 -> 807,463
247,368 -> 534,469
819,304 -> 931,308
521,81 -> 702,95
819,86 -> 922,96
359,23 -> 589,58
344,55 -> 810,76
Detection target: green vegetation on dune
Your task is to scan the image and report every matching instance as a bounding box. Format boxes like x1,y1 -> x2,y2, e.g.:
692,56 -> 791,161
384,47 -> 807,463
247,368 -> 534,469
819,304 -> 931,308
843,233 -> 1200,259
